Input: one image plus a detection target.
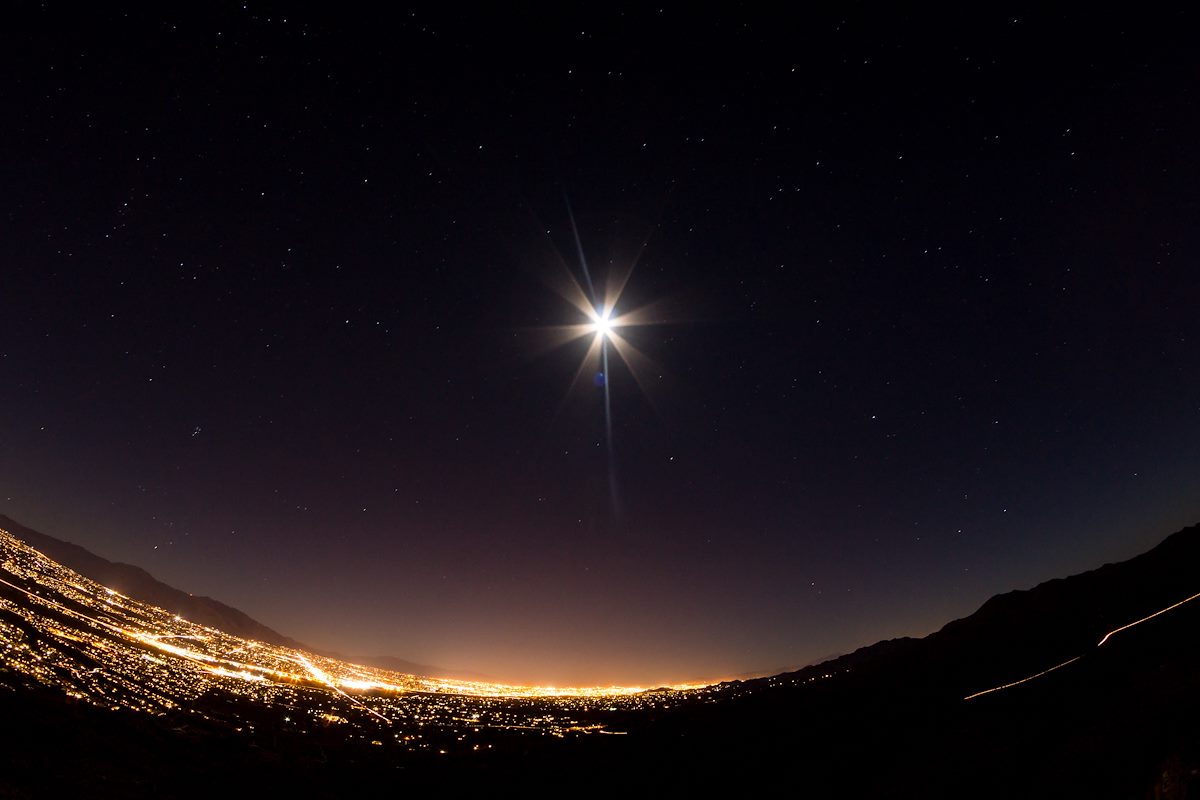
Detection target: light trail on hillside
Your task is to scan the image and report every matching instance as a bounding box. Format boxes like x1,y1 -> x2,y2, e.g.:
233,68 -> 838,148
963,587 -> 1200,701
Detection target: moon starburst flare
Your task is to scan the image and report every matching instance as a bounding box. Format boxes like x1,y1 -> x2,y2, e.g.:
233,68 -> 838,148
527,219 -> 686,517
589,306 -> 616,338
542,263 -> 675,407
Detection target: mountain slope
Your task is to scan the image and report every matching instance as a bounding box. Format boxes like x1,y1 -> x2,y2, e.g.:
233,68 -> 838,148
616,522 -> 1200,797
0,514 -> 491,681
730,522 -> 1200,700
0,513 -> 303,649
1,513 -> 1198,797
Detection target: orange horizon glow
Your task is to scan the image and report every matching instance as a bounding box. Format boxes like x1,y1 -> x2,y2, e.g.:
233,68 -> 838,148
1,526 -> 719,698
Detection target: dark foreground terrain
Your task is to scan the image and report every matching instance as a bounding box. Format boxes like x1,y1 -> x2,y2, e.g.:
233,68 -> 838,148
3,519 -> 1200,798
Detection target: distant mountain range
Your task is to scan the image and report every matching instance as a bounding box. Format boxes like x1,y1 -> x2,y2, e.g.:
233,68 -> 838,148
0,513 -> 471,680
743,519 -> 1200,700
2,511 -> 1198,797
613,521 -> 1200,797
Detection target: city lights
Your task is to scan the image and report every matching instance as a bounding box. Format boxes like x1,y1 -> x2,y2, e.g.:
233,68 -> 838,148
0,525 -> 712,751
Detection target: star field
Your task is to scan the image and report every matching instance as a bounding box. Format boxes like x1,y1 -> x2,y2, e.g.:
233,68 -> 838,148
1,5 -> 1198,684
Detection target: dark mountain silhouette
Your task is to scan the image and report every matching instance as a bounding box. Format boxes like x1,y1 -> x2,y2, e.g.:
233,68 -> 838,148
603,521 -> 1200,796
1,515 -> 1198,798
0,514 -> 476,681
758,520 -> 1200,699
0,514 -> 306,650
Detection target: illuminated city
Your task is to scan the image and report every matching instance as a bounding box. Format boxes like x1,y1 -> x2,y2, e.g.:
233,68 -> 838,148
3,7 -> 1199,795
0,525 -> 716,755
5,515 -> 1200,796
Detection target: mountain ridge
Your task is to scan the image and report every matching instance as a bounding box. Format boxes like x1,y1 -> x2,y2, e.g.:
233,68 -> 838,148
2,514 -> 1198,796
724,521 -> 1200,700
5,512 -> 1196,691
0,513 -> 474,679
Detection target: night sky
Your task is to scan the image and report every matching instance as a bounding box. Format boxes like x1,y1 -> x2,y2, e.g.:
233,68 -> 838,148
3,5 -> 1199,685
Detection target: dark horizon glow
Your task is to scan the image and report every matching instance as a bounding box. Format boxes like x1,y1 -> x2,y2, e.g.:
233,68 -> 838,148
1,6 -> 1198,685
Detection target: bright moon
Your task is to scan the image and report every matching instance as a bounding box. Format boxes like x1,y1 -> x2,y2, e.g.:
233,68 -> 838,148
592,308 -> 614,338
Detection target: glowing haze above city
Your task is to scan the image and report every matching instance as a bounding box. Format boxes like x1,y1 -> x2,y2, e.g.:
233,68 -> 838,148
1,6 -> 1198,685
